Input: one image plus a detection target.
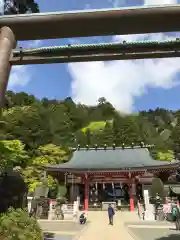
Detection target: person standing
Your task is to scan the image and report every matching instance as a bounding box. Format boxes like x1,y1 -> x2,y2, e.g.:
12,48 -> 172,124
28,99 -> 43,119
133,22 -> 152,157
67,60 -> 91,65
171,203 -> 180,230
108,204 -> 115,225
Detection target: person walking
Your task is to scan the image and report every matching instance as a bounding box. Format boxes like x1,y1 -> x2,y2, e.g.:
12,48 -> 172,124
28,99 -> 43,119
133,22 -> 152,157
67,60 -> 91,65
171,203 -> 180,230
108,204 -> 115,225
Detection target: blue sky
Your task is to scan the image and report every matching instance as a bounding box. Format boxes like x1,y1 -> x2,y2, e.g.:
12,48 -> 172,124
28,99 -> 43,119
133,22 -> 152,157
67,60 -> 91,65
7,0 -> 180,113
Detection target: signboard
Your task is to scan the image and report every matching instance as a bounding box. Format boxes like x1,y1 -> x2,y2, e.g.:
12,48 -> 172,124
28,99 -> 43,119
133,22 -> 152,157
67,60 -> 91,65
91,178 -> 129,183
144,190 -> 150,207
67,175 -> 82,183
143,189 -> 154,221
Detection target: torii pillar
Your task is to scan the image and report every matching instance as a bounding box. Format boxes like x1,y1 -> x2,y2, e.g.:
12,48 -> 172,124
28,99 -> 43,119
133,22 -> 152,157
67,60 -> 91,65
130,178 -> 136,212
84,173 -> 89,212
0,27 -> 16,114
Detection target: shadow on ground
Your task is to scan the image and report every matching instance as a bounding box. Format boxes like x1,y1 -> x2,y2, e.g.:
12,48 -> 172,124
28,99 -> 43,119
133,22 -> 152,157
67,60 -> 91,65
44,232 -> 55,239
39,220 -> 88,232
42,221 -> 89,239
156,234 -> 180,240
128,226 -> 180,240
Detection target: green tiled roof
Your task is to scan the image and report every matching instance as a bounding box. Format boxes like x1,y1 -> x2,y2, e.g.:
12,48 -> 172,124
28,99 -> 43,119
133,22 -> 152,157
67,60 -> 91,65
47,147 -> 178,172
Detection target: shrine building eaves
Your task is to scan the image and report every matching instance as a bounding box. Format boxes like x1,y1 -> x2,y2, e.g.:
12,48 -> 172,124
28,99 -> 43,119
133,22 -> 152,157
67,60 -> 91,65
47,145 -> 179,172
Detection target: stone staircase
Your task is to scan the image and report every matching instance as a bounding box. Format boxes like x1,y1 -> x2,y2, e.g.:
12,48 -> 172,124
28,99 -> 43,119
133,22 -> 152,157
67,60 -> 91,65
48,203 -> 79,220
63,204 -> 75,220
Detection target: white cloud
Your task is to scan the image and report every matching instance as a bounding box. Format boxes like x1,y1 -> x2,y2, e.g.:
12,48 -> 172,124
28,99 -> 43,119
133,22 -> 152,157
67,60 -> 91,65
112,0 -> 127,7
9,66 -> 31,88
68,0 -> 180,113
0,0 -> 4,15
144,0 -> 177,5
8,40 -> 42,89
28,40 -> 42,48
113,0 -> 177,8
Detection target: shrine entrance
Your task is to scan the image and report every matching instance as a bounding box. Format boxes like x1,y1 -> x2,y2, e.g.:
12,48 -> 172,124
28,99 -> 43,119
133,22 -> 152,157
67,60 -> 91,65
67,182 -> 133,207
97,183 -> 130,202
47,146 -> 178,212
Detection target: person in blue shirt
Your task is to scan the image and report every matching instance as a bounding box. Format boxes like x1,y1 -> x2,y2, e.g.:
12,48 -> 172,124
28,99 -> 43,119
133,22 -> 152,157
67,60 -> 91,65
108,204 -> 115,225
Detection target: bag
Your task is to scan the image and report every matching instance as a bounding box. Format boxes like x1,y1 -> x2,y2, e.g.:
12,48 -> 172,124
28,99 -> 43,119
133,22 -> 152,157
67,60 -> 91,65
112,208 -> 115,216
172,207 -> 179,217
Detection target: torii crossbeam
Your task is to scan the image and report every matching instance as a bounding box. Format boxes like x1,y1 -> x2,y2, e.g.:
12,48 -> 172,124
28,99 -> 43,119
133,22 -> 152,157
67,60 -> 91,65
0,5 -> 180,40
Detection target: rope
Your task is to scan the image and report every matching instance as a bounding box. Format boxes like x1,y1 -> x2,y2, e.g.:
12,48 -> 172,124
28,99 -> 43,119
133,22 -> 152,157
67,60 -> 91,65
13,38 -> 180,57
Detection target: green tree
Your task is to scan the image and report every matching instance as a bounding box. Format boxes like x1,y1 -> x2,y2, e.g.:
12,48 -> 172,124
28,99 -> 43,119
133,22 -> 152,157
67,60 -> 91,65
1,90 -> 178,161
2,106 -> 51,148
0,140 -> 29,171
23,144 -> 70,193
0,208 -> 43,240
150,177 -> 164,199
47,103 -> 74,146
113,115 -> 141,145
171,112 -> 180,154
151,150 -> 174,161
97,97 -> 116,119
4,91 -> 37,109
101,121 -> 114,145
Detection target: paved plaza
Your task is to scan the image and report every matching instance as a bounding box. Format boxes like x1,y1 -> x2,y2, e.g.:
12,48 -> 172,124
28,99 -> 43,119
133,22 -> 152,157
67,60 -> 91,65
40,211 -> 180,240
128,227 -> 180,240
40,220 -> 86,240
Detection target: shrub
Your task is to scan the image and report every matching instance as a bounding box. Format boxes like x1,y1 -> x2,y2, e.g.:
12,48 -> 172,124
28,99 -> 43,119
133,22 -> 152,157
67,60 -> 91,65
0,208 -> 43,240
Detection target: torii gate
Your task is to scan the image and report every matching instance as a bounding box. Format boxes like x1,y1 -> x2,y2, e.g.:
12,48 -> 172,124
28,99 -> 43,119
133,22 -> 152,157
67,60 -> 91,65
0,5 -> 180,111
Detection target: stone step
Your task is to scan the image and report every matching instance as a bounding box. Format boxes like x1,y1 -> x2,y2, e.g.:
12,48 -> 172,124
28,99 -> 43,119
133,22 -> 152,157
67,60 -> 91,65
64,210 -> 73,213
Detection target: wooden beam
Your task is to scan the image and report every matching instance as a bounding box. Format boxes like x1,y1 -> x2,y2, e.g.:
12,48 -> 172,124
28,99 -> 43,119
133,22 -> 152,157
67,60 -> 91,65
10,51 -> 180,65
0,5 -> 180,40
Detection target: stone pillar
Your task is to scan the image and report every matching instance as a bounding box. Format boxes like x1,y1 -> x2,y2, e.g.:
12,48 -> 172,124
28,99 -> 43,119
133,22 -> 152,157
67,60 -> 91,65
84,174 -> 89,211
0,27 -> 16,113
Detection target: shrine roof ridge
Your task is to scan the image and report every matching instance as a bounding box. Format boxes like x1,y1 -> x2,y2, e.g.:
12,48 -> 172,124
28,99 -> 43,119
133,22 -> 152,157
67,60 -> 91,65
72,143 -> 154,151
47,146 -> 179,172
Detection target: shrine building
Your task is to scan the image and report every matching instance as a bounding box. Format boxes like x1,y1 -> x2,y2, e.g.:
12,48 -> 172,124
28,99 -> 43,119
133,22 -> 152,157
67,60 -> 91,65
47,145 -> 179,211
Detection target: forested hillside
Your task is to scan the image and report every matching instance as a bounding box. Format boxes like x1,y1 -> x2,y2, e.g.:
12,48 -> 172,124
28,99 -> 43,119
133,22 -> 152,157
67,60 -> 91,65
1,92 -> 179,151
0,91 -> 179,193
